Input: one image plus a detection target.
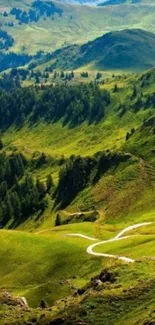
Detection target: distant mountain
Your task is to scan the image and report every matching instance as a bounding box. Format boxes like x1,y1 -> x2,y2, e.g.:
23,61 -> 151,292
99,0 -> 154,5
99,0 -> 140,6
43,29 -> 155,71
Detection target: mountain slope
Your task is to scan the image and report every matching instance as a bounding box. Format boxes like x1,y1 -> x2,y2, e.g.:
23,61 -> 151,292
1,0 -> 155,55
38,29 -> 155,71
2,67 -> 155,223
1,67 -> 155,323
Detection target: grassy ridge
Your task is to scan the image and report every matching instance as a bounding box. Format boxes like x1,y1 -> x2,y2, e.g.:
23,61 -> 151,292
42,29 -> 155,71
1,0 -> 155,54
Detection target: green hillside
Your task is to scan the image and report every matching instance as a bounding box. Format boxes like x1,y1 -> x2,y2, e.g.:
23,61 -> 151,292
2,221 -> 155,324
1,0 -> 155,56
2,43 -> 155,323
39,29 -> 155,71
0,68 -> 155,227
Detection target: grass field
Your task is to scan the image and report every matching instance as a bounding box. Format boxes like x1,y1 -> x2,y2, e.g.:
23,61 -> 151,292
1,216 -> 155,317
0,225 -> 105,307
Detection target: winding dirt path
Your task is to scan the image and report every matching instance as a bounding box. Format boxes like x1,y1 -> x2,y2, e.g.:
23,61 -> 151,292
66,233 -> 97,241
68,222 -> 153,263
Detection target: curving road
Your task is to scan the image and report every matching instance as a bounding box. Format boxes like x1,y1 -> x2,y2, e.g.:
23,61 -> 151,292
67,222 -> 153,263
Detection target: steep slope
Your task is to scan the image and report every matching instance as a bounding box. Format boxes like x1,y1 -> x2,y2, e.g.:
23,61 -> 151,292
41,29 -> 155,71
2,67 -> 155,224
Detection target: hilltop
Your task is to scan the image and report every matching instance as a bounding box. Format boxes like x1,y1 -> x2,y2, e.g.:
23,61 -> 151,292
2,28 -> 155,74
39,29 -> 155,71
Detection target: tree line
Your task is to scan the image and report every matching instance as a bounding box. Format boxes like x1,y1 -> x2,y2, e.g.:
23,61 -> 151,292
10,0 -> 63,24
0,30 -> 14,50
0,151 -> 54,228
0,52 -> 32,73
55,151 -> 129,207
0,83 -> 111,129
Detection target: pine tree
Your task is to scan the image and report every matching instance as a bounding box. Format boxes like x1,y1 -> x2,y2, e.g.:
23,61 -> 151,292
39,299 -> 48,309
0,138 -> 3,150
71,71 -> 74,79
132,85 -> 137,98
0,181 -> 7,198
113,84 -> 118,93
6,194 -> 14,220
96,72 -> 102,80
36,178 -> 46,198
17,154 -> 25,176
46,174 -> 54,193
60,71 -> 65,78
14,192 -> 21,217
5,161 -> 12,185
35,75 -> 40,84
126,132 -> 130,141
55,214 -> 61,226
54,71 -> 57,79
0,207 -> 3,228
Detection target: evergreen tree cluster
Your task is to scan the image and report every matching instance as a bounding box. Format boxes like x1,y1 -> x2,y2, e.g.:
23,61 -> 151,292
56,155 -> 96,206
81,72 -> 89,78
0,87 -> 35,127
145,92 -> 155,108
10,1 -> 63,24
32,0 -> 63,17
0,83 -> 111,129
32,83 -> 111,126
0,30 -> 14,50
0,73 -> 21,90
60,71 -> 74,80
56,151 -> 130,207
93,151 -> 129,183
1,66 -> 49,86
0,52 -> 32,73
0,152 -> 49,228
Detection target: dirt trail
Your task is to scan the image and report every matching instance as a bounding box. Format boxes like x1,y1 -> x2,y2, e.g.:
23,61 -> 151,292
67,222 -> 153,263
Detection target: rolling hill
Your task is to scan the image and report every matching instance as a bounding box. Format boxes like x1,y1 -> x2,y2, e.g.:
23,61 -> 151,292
40,29 -> 155,71
0,0 -> 155,55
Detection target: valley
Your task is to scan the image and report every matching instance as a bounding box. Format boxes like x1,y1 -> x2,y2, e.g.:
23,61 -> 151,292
1,0 -> 155,324
1,67 -> 155,324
